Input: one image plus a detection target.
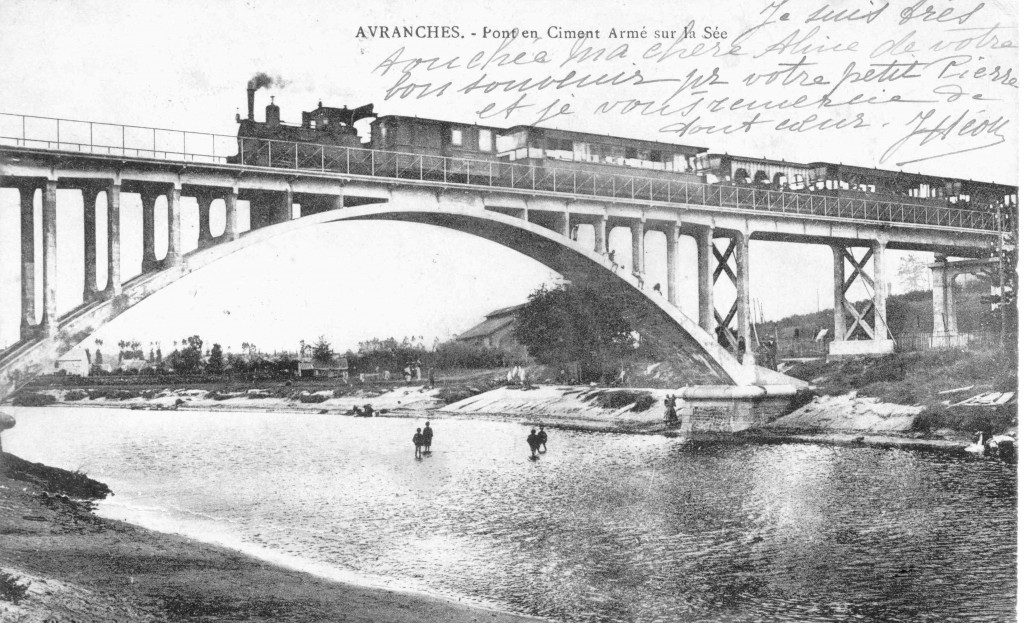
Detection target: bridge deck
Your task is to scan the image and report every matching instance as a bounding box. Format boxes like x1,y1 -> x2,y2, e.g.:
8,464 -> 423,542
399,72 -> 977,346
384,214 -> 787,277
0,112 -> 1005,233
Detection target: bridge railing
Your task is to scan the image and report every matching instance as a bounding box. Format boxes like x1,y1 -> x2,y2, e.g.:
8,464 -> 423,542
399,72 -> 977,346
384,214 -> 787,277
0,112 -> 1002,232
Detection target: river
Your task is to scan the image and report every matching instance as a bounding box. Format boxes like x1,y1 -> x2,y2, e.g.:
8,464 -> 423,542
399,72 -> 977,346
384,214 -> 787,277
4,406 -> 1016,623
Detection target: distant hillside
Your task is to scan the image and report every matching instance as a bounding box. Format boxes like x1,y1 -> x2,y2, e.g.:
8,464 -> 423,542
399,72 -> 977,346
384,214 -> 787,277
758,280 -> 994,341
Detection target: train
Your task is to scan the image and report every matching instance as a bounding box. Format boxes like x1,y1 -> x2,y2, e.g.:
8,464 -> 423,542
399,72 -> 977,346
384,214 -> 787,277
232,90 -> 1018,216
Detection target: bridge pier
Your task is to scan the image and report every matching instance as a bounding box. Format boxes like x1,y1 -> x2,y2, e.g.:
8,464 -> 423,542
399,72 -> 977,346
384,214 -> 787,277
631,218 -> 645,286
593,215 -> 608,256
196,192 -> 216,249
828,241 -> 895,357
19,184 -> 37,340
930,256 -> 957,341
40,179 -> 58,338
666,223 -> 679,306
140,189 -> 160,272
709,231 -> 753,364
695,226 -> 714,334
735,233 -> 754,366
104,183 -> 122,297
166,184 -> 183,267
81,186 -> 99,301
224,189 -> 239,241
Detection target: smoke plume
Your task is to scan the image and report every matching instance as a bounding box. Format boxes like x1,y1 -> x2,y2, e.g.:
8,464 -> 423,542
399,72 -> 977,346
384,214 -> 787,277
247,72 -> 289,91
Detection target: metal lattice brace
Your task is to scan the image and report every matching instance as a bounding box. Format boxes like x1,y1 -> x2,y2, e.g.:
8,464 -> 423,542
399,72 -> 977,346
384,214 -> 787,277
712,238 -> 740,350
833,246 -> 879,341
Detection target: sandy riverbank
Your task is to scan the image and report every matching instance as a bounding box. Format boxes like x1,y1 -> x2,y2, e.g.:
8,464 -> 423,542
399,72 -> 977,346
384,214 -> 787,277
0,452 -> 544,623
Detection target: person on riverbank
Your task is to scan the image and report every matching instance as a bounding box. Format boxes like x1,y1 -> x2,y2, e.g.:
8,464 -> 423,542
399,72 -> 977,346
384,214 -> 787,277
664,394 -> 678,425
413,428 -> 423,459
527,429 -> 539,458
423,421 -> 433,454
537,425 -> 548,452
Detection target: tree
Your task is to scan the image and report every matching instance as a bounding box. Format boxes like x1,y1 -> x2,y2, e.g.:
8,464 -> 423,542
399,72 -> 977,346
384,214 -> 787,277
512,284 -> 636,380
312,336 -> 334,364
174,335 -> 204,374
208,344 -> 224,374
897,255 -> 930,293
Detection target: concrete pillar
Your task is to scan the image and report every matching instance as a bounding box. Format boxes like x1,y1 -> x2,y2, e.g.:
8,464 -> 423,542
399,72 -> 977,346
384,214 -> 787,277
224,189 -> 239,240
930,258 -> 957,338
666,223 -> 679,306
735,233 -> 754,365
105,183 -> 121,297
166,185 -> 183,266
141,190 -> 159,272
19,186 -> 36,339
560,210 -> 571,238
40,180 -> 58,337
631,219 -> 645,275
82,188 -> 98,301
696,226 -> 714,333
197,194 -> 215,248
872,240 -> 887,341
276,189 -> 293,224
594,216 -> 608,255
832,245 -> 847,341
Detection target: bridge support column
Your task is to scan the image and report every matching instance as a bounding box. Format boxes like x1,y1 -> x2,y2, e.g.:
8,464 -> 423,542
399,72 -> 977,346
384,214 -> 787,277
140,190 -> 159,272
930,256 -> 958,343
165,185 -> 183,267
104,183 -> 122,297
828,243 -> 895,357
224,189 -> 239,241
82,187 -> 99,302
40,180 -> 58,338
560,210 -> 570,238
831,246 -> 847,342
696,226 -> 714,333
593,215 -> 607,256
872,240 -> 889,344
735,233 -> 754,366
631,219 -> 645,285
666,223 -> 679,306
276,189 -> 293,224
197,193 -> 215,249
19,185 -> 37,340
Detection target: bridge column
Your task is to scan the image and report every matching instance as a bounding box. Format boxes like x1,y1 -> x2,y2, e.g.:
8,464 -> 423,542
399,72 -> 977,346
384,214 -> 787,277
930,256 -> 958,343
828,242 -> 895,357
872,240 -> 889,343
82,187 -> 99,301
560,209 -> 571,238
735,233 -> 754,366
631,219 -> 645,282
104,183 -> 122,297
696,226 -> 714,333
141,190 -> 159,272
593,215 -> 608,255
19,185 -> 37,339
197,193 -> 215,249
40,179 -> 58,338
166,184 -> 183,267
831,246 -> 847,343
276,188 -> 293,224
224,189 -> 239,241
666,223 -> 679,306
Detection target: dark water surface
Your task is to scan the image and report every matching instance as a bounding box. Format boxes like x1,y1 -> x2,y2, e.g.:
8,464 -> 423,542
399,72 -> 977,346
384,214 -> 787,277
6,407 -> 1016,622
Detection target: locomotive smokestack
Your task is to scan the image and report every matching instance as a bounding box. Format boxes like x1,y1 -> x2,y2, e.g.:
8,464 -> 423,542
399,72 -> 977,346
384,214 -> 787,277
247,87 -> 255,121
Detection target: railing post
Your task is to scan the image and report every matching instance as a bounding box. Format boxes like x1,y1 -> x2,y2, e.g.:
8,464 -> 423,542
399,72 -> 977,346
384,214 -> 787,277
321,146 -> 325,171
295,143 -> 299,169
371,151 -> 375,176
420,155 -> 424,180
489,161 -> 492,186
268,141 -> 272,167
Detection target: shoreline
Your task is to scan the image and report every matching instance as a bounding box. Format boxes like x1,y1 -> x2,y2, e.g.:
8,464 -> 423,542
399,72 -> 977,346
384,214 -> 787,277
18,388 -> 985,455
0,451 -> 545,623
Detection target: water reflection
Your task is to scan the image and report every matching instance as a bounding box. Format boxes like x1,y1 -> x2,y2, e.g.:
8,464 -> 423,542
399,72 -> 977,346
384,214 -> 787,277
5,408 -> 1016,623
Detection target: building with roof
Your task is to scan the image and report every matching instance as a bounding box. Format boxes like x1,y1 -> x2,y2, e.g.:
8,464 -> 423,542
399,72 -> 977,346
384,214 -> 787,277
455,304 -> 526,349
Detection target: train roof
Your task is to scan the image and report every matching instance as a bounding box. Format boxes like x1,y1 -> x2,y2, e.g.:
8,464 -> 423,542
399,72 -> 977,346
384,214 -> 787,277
809,161 -> 1017,189
503,124 -> 707,155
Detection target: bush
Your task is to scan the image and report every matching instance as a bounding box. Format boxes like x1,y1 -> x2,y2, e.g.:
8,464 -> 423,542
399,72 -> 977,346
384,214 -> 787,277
11,392 -> 56,407
437,386 -> 484,405
584,389 -> 655,411
298,393 -> 329,404
64,389 -> 89,401
0,572 -> 30,604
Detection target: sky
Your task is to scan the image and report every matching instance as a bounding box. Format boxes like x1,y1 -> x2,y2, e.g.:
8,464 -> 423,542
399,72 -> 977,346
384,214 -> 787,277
0,0 -> 1017,353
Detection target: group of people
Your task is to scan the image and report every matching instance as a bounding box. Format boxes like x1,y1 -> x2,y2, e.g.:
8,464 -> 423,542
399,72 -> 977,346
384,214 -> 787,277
411,421 -> 552,460
412,420 -> 433,458
527,425 -> 548,458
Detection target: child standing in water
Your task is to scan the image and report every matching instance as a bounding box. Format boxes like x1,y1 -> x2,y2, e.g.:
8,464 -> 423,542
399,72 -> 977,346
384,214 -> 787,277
413,428 -> 423,458
537,425 -> 548,452
422,421 -> 434,454
527,429 -> 539,458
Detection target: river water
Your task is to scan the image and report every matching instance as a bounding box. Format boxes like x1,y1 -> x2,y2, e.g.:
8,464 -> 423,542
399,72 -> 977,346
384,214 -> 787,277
4,407 -> 1016,622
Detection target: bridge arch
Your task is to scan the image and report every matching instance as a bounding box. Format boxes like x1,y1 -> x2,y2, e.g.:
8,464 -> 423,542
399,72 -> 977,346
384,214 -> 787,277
0,188 -> 782,398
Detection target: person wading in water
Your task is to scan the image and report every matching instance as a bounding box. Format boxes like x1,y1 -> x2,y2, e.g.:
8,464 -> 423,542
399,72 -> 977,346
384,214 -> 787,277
537,425 -> 548,452
527,428 -> 540,458
413,428 -> 424,459
422,421 -> 434,454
